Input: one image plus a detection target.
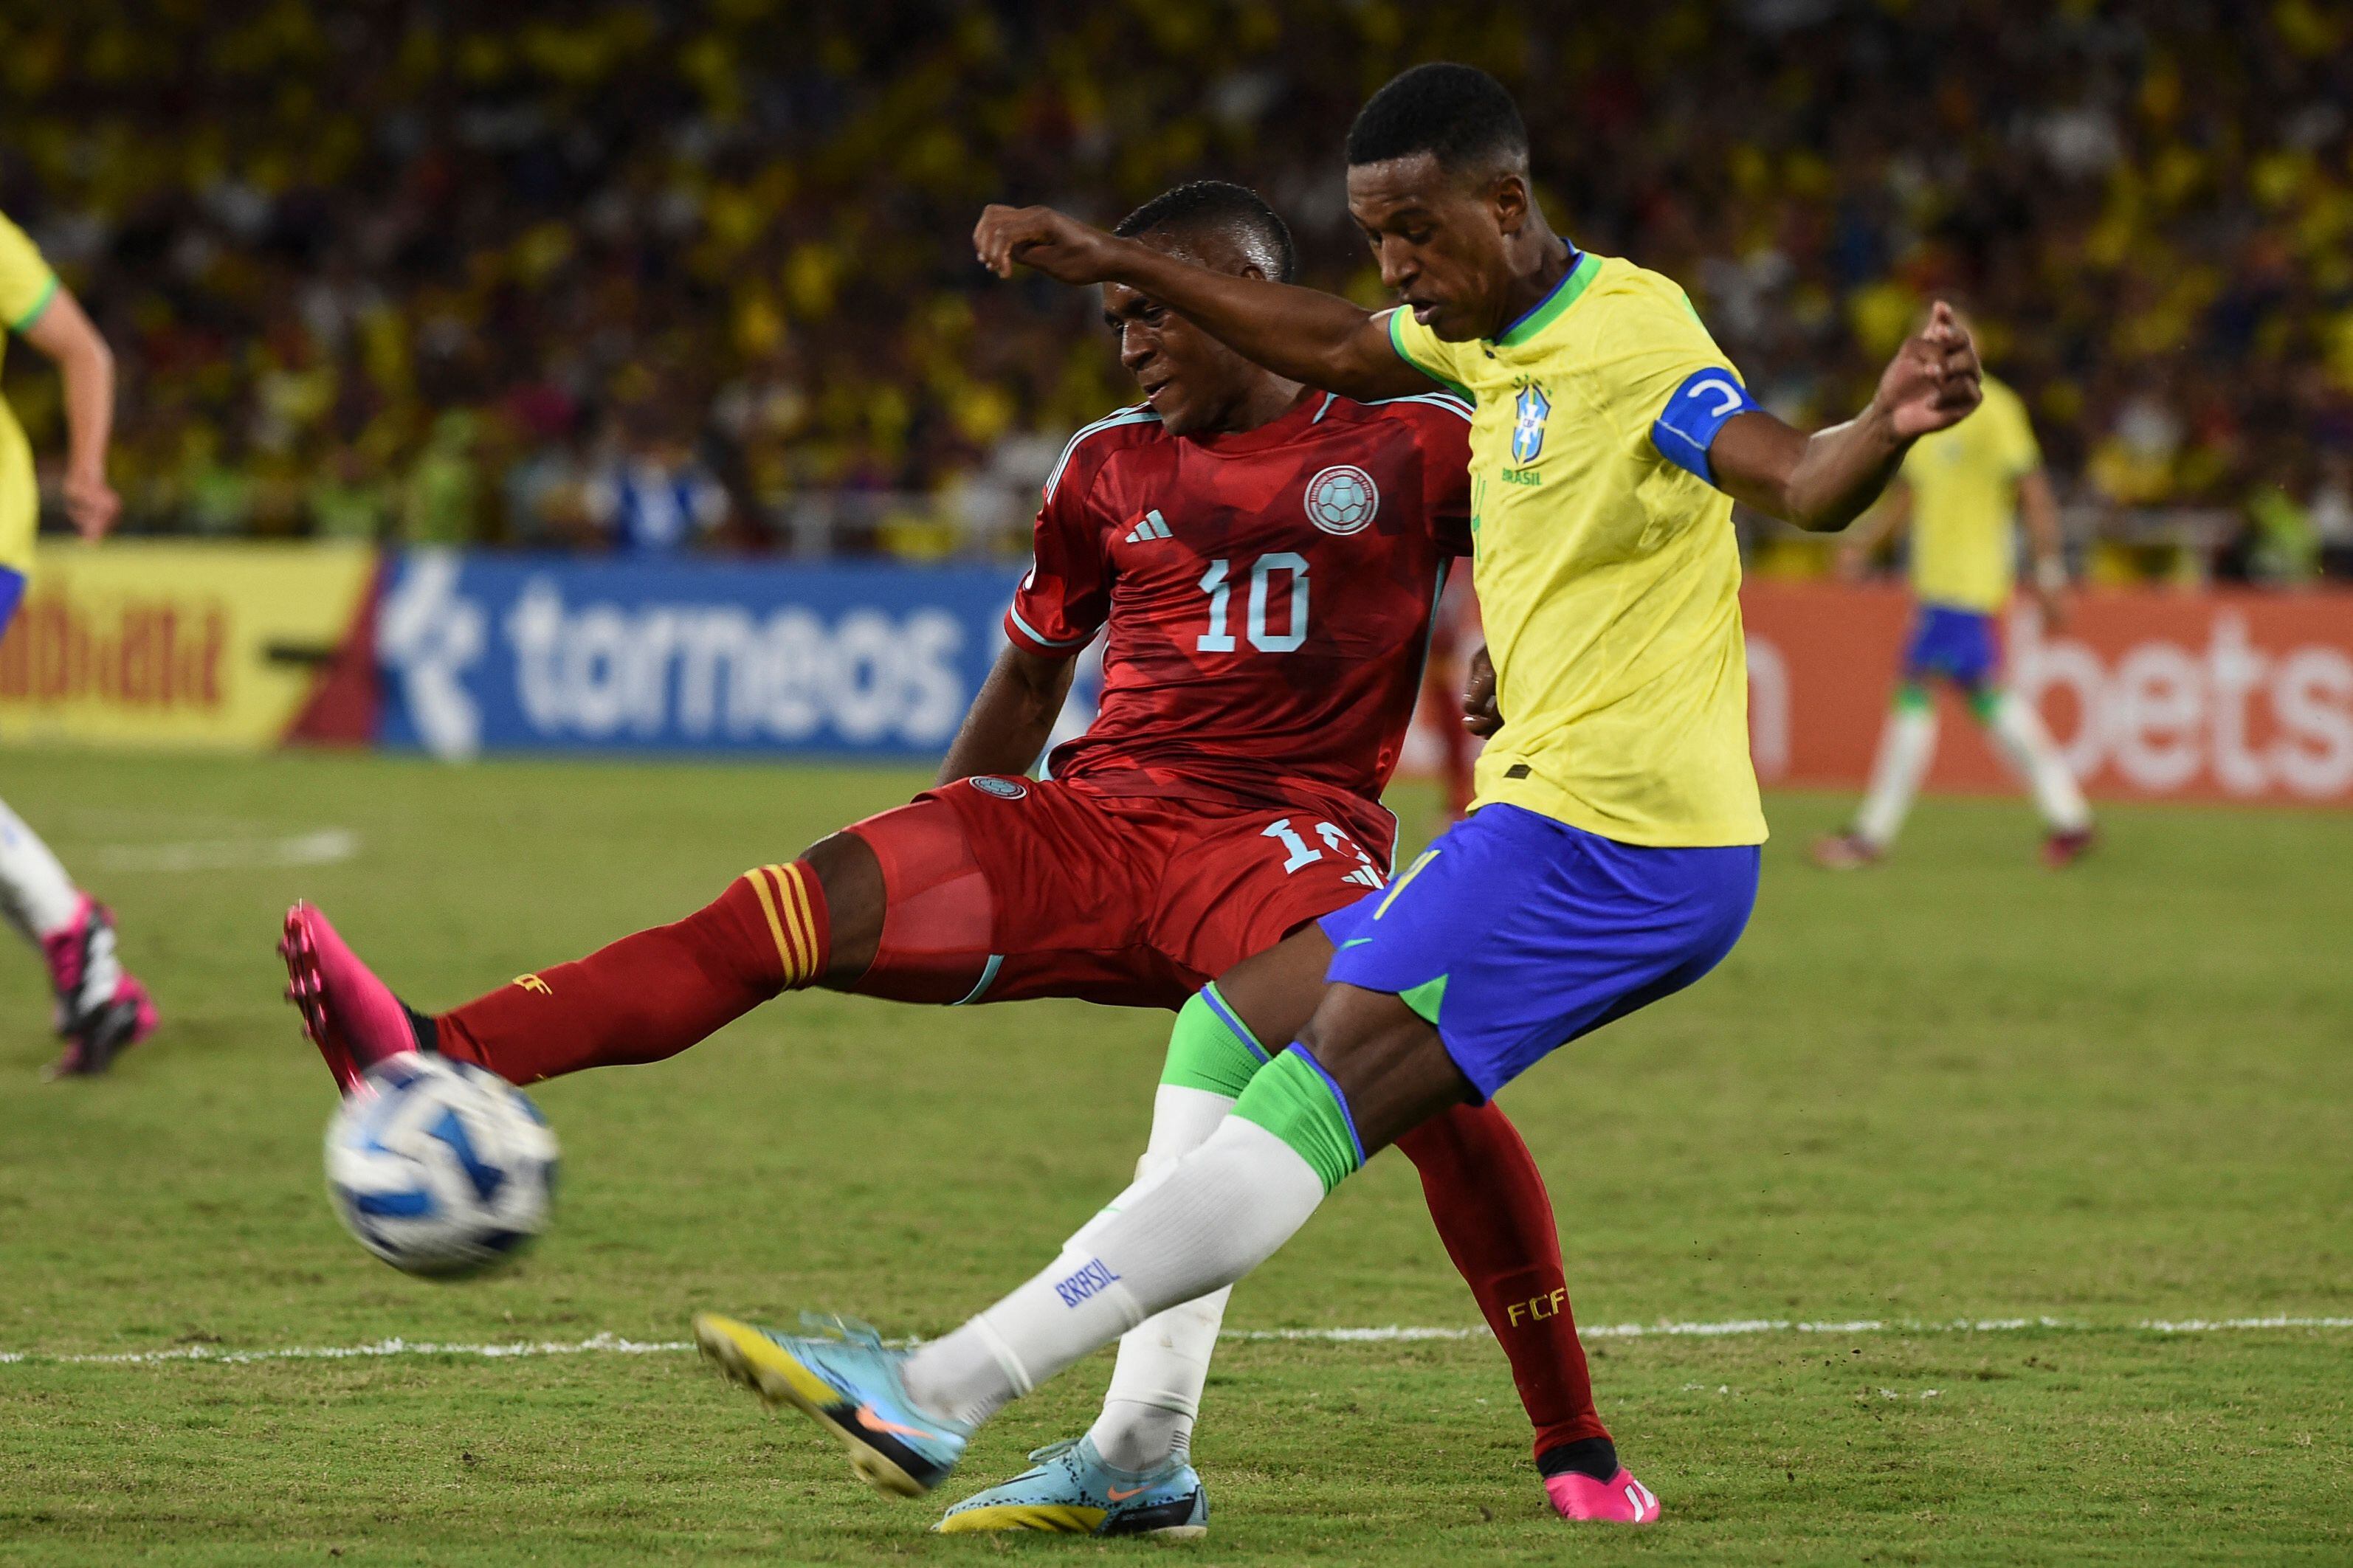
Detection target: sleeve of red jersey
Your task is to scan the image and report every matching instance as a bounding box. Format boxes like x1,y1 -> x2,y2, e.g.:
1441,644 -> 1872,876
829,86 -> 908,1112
1405,393 -> 1477,557
1004,431 -> 1115,656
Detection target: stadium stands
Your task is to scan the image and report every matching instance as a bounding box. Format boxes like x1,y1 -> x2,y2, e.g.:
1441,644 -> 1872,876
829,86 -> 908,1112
1,2 -> 2348,576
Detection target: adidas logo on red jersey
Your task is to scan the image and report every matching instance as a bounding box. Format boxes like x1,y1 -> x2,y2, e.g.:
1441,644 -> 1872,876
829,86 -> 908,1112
1123,510 -> 1174,545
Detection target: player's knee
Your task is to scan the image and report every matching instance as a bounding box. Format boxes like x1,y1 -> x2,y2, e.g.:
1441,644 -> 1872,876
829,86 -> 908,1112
1295,987 -> 1475,1153
1230,1048 -> 1363,1195
1161,985 -> 1268,1099
797,831 -> 883,980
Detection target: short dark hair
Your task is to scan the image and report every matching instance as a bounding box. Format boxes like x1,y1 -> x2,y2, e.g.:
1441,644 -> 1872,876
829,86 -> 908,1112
1112,180 -> 1297,284
1345,62 -> 1528,172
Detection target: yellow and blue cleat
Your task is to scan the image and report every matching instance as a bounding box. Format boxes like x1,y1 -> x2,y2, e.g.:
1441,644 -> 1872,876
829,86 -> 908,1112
936,1436 -> 1207,1538
693,1311 -> 971,1497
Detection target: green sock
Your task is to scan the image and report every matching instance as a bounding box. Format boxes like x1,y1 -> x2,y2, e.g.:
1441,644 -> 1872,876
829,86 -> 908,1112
1232,1048 -> 1362,1195
1160,983 -> 1269,1099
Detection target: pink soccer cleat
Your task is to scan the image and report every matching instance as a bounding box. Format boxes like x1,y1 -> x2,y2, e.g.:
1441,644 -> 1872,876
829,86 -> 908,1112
1545,1467 -> 1661,1524
2042,826 -> 2096,869
1810,831 -> 1882,871
42,894 -> 159,1077
279,902 -> 419,1096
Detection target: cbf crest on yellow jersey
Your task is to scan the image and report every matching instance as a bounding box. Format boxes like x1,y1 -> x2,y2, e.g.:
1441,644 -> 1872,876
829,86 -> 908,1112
1898,374 -> 2042,614
1388,251 -> 1767,847
0,211 -> 62,575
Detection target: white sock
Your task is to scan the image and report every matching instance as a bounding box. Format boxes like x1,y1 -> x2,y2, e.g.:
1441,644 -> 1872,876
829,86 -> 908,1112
1063,1086 -> 1236,1252
0,795 -> 84,944
903,1116 -> 1326,1429
1986,691 -> 2092,833
1853,703 -> 1938,848
1081,1085 -> 1237,1472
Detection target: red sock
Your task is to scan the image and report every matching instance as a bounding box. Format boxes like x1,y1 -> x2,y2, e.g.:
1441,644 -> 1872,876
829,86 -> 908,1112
435,862 -> 829,1084
1396,1099 -> 1611,1462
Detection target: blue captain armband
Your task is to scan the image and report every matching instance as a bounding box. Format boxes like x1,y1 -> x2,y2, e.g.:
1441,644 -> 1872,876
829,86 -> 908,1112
1650,367 -> 1760,488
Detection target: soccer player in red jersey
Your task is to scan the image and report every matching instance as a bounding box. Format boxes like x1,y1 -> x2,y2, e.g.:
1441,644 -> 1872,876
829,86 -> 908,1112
281,182 -> 1620,1533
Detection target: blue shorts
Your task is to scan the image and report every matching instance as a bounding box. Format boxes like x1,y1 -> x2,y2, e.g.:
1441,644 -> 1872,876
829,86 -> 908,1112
1317,804 -> 1760,1101
0,567 -> 23,638
1901,604 -> 1999,688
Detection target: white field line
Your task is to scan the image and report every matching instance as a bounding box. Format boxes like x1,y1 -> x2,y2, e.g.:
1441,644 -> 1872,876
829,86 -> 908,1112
0,1331 -> 694,1367
4,1314 -> 2350,1369
90,827 -> 359,874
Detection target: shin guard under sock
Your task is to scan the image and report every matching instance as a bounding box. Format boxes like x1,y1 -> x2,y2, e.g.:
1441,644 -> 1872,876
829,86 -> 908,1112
1398,1099 -> 1612,1460
435,861 -> 829,1083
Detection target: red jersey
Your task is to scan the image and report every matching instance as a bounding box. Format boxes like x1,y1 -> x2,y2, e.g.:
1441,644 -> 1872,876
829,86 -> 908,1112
1004,387 -> 1472,866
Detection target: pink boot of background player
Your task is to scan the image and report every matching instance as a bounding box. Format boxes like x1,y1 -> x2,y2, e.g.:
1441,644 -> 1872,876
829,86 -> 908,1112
42,894 -> 159,1078
1545,1467 -> 1661,1523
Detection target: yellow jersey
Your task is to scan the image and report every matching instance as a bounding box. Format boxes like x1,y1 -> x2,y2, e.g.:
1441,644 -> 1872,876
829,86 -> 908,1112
1898,374 -> 2041,613
1389,252 -> 1766,847
0,211 -> 61,576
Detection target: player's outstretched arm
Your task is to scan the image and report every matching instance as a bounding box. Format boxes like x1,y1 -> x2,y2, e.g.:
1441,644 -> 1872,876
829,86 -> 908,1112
1707,301 -> 1983,534
20,287 -> 119,540
974,204 -> 1433,402
934,643 -> 1079,786
1837,482 -> 1910,579
2019,466 -> 2071,629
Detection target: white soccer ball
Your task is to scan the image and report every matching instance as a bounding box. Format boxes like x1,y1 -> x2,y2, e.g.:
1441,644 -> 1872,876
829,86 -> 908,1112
324,1053 -> 559,1278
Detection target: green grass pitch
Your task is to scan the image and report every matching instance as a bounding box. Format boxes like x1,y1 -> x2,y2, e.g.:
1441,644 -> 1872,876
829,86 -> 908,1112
1,751 -> 2347,1565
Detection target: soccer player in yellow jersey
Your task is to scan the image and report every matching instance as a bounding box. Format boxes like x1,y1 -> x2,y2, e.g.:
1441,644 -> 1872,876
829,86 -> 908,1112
696,63 -> 1982,1527
0,210 -> 157,1076
1814,351 -> 2095,869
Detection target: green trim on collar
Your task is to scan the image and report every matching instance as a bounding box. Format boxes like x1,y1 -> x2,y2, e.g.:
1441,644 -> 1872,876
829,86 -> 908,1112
1493,251 -> 1599,349
9,274 -> 58,334
1386,307 -> 1475,401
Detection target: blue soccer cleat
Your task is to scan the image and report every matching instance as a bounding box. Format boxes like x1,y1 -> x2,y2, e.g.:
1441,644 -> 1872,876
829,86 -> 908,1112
936,1435 -> 1208,1538
692,1311 -> 970,1496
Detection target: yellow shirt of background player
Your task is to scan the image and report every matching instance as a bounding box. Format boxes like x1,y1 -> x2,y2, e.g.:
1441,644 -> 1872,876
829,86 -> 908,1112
1899,374 -> 2040,614
1388,253 -> 1766,849
0,211 -> 61,576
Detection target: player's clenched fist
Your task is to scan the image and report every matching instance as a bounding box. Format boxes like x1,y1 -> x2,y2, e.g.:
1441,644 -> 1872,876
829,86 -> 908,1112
1462,645 -> 1502,739
63,469 -> 120,541
1875,300 -> 1983,440
974,204 -> 1124,284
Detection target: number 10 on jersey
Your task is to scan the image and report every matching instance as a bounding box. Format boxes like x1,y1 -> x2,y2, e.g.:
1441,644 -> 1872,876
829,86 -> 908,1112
1197,553 -> 1309,654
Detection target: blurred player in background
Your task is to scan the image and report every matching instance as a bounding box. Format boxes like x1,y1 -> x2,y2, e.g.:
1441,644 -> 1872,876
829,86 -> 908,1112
0,211 -> 157,1077
1813,325 -> 2095,870
285,183 -> 1634,1533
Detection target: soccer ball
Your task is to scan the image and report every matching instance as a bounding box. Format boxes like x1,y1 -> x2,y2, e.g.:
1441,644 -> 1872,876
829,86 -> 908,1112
324,1054 -> 559,1278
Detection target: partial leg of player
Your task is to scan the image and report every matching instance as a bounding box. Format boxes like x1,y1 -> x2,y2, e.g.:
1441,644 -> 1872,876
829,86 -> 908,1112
717,809 -> 1749,1519
0,797 -> 157,1077
280,837 -> 861,1094
940,930 -> 1627,1530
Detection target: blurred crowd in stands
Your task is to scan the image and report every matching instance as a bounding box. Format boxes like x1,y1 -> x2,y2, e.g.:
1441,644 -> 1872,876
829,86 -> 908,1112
3,0 -> 2352,579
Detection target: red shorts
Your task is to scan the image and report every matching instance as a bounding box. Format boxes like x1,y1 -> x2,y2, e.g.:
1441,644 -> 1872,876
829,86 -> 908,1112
844,776 -> 1391,1009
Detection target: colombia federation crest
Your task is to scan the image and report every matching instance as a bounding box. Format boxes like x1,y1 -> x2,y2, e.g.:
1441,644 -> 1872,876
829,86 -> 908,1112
1303,464 -> 1379,535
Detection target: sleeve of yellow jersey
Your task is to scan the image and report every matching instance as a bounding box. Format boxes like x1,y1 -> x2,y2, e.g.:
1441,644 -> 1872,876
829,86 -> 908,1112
1385,305 -> 1475,402
0,213 -> 59,334
1594,276 -> 1746,446
1576,272 -> 1768,494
